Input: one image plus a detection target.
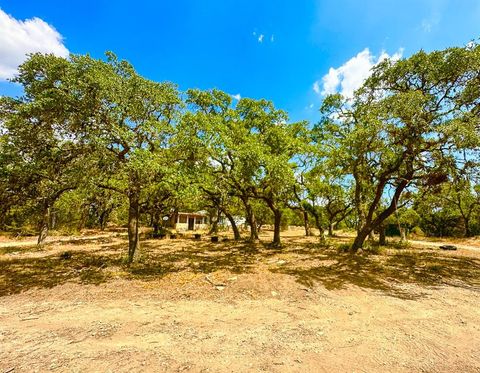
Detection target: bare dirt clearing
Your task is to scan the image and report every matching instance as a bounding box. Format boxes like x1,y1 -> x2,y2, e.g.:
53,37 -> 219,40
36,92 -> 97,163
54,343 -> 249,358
1,230 -> 480,372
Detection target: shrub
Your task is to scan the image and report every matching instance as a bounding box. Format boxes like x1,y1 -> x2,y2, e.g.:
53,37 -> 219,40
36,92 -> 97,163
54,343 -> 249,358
411,226 -> 425,237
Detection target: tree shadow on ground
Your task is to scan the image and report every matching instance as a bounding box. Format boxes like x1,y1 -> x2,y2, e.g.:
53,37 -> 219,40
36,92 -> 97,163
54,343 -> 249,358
135,239 -> 262,276
1,236 -> 480,299
0,244 -> 125,296
0,238 -> 263,296
271,242 -> 480,299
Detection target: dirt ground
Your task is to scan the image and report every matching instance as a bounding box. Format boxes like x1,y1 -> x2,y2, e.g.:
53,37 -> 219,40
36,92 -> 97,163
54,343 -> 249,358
1,229 -> 479,372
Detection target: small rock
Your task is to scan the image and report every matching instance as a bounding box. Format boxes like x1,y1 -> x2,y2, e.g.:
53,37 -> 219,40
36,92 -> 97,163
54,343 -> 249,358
271,291 -> 278,297
357,249 -> 363,255
276,260 -> 287,265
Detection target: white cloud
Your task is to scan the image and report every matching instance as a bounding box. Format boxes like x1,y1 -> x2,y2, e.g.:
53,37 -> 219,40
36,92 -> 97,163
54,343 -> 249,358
258,34 -> 264,43
0,8 -> 69,80
231,93 -> 241,101
314,48 -> 403,98
270,35 -> 274,42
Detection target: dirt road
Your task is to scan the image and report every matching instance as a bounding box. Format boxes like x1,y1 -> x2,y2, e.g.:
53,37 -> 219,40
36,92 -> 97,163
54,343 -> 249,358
408,239 -> 480,252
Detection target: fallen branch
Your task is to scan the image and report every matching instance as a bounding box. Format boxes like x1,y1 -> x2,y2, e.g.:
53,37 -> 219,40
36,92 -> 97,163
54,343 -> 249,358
204,275 -> 226,290
19,316 -> 39,321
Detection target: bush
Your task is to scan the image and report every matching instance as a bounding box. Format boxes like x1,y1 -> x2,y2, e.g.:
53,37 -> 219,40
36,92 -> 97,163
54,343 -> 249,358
411,226 -> 425,237
391,240 -> 411,250
365,245 -> 385,255
337,243 -> 351,253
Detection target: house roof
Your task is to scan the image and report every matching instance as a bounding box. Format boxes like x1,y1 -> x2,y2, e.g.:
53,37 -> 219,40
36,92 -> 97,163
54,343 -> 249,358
177,211 -> 208,217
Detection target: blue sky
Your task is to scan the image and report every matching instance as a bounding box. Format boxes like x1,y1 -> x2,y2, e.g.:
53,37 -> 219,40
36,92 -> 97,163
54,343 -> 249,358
1,0 -> 479,123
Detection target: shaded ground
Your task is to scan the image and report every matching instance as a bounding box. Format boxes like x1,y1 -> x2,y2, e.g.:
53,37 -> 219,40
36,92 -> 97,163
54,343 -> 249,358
1,229 -> 479,372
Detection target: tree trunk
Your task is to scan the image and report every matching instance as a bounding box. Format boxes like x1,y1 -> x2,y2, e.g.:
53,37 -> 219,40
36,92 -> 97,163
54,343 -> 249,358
272,209 -> 282,247
224,210 -> 241,240
399,227 -> 406,242
78,205 -> 88,231
152,211 -> 161,236
37,205 -> 50,245
311,211 -> 326,244
243,199 -> 258,241
379,225 -> 386,245
208,208 -> 220,235
0,210 -> 6,231
351,226 -> 371,252
328,223 -> 334,237
99,208 -> 112,231
303,210 -> 312,236
127,191 -> 140,264
464,217 -> 471,237
50,210 -> 57,230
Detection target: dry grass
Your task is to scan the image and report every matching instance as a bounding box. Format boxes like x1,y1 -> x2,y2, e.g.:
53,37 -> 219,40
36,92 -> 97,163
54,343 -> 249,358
1,228 -> 479,299
1,228 -> 480,372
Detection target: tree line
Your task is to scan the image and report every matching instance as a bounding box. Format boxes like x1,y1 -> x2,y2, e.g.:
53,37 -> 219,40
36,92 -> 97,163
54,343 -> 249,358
1,43 -> 479,262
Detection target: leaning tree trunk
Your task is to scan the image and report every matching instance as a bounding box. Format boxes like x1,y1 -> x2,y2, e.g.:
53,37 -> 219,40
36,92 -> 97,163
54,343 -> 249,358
223,210 -> 241,240
351,226 -> 372,252
37,204 -> 50,245
127,190 -> 140,264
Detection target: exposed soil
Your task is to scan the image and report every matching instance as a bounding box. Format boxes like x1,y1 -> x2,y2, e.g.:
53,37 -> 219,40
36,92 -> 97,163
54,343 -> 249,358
1,229 -> 479,372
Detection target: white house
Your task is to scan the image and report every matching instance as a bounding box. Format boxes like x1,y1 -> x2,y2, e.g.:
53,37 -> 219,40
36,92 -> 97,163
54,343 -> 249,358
171,211 -> 209,231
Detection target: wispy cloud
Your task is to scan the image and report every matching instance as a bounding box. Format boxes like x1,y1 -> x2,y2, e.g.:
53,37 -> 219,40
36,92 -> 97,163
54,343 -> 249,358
0,8 -> 69,80
253,30 -> 274,44
314,48 -> 403,98
231,93 -> 241,101
421,12 -> 440,33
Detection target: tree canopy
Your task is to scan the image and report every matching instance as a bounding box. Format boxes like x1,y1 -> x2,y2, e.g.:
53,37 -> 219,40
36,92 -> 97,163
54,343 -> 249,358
1,42 -> 479,260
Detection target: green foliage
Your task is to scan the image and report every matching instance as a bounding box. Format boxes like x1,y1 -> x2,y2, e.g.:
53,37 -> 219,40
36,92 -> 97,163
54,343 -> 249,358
1,41 -> 479,259
316,43 -> 480,249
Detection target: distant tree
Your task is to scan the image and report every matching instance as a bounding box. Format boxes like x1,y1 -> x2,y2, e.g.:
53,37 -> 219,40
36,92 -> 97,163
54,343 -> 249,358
236,98 -> 308,246
415,168 -> 480,237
